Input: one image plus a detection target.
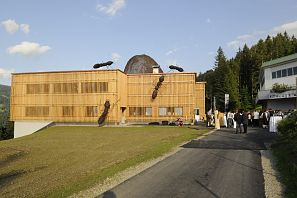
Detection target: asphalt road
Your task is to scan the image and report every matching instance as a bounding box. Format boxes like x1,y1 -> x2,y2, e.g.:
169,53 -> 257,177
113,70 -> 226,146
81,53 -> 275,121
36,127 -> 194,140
98,127 -> 276,198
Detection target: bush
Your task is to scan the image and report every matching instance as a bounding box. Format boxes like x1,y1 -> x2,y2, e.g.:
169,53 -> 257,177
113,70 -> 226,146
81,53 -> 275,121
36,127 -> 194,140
271,83 -> 292,93
272,111 -> 297,197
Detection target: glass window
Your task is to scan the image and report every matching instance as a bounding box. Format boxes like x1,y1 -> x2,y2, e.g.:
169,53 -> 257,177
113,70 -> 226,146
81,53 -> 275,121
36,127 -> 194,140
288,68 -> 293,76
272,72 -> 276,79
167,107 -> 174,116
282,69 -> 287,77
294,67 -> 297,75
159,107 -> 167,116
175,107 -> 183,116
159,107 -> 183,116
277,70 -> 281,78
145,107 -> 152,116
129,107 -> 151,116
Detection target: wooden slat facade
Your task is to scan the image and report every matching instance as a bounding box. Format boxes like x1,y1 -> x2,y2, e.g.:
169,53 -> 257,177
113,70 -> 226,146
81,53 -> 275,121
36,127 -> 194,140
10,69 -> 205,124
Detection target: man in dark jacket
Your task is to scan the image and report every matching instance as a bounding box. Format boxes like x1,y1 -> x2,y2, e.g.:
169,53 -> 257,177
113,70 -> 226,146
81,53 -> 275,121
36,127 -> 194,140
242,110 -> 248,133
234,109 -> 243,134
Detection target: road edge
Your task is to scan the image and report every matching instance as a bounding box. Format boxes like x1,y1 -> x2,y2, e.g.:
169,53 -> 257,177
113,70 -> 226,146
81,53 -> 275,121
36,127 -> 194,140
260,144 -> 284,198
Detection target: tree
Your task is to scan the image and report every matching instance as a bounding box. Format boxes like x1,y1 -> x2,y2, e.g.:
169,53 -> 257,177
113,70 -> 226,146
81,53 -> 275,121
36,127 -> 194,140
200,32 -> 297,112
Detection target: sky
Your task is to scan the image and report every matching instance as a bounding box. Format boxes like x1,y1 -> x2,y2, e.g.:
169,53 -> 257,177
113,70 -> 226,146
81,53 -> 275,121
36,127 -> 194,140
1,0 -> 297,85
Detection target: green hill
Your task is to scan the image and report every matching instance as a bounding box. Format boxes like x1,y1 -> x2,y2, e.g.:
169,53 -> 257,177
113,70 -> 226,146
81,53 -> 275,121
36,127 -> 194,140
0,84 -> 10,113
0,84 -> 12,139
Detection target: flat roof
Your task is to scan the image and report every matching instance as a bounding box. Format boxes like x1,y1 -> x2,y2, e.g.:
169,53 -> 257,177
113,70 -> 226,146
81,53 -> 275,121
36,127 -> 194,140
262,53 -> 297,68
12,69 -> 197,76
11,69 -> 126,75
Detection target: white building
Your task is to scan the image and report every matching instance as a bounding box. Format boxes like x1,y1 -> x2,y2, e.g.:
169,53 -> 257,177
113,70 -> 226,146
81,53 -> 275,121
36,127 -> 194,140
256,53 -> 297,111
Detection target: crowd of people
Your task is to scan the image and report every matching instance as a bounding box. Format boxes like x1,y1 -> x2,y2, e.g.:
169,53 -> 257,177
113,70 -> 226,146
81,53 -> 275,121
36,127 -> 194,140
206,108 -> 295,134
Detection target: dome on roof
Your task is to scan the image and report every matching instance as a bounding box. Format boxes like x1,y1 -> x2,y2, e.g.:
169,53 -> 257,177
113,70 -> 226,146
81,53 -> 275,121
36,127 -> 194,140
124,54 -> 163,74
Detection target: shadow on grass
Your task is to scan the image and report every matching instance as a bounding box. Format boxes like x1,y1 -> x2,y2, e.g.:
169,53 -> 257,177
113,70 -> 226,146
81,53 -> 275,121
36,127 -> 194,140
0,151 -> 48,189
0,151 -> 26,168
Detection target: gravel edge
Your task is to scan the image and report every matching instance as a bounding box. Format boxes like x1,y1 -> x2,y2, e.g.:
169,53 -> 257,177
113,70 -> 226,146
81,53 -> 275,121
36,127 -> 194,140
70,129 -> 216,198
261,145 -> 284,198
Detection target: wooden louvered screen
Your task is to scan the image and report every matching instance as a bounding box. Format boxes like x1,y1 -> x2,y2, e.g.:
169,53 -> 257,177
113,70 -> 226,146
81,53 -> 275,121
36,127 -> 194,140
26,84 -> 49,94
62,106 -> 74,117
53,83 -> 78,94
25,106 -> 49,117
81,82 -> 108,93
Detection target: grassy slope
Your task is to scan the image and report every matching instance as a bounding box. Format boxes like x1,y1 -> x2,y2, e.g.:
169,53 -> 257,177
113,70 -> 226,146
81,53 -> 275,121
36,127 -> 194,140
0,126 -> 209,197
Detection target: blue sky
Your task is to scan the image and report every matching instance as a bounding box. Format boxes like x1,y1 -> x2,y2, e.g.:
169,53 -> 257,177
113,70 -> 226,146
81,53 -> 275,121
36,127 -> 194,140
1,0 -> 297,85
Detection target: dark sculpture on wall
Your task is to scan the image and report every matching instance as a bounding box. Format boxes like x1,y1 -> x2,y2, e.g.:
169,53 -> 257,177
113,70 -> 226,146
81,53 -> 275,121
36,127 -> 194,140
93,61 -> 113,69
169,65 -> 184,72
152,75 -> 165,100
98,100 -> 111,126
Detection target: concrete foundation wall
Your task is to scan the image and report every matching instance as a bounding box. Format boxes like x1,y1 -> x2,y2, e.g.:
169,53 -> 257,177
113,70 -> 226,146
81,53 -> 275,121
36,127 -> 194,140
14,121 -> 53,138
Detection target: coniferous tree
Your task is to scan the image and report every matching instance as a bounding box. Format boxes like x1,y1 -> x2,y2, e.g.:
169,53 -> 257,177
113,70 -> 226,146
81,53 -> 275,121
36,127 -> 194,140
200,32 -> 297,112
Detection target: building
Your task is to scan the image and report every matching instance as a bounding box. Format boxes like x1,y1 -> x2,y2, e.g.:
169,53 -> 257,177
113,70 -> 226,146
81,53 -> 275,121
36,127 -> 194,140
10,68 -> 206,137
256,53 -> 297,111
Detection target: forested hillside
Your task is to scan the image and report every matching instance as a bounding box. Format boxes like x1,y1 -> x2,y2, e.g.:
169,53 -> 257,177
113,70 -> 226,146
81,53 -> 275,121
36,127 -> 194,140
198,32 -> 297,112
0,84 -> 13,139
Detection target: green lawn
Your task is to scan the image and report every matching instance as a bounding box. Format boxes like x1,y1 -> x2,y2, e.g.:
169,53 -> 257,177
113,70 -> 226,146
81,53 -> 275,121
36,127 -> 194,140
0,126 -> 209,197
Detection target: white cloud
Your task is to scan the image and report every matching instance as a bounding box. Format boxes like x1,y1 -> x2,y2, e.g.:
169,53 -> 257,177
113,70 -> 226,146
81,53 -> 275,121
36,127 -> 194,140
20,24 -> 30,34
206,18 -> 211,23
1,19 -> 30,34
96,0 -> 126,16
7,41 -> 51,56
0,68 -> 14,80
165,48 -> 178,56
226,33 -> 256,50
111,52 -> 121,62
272,20 -> 297,36
227,20 -> 297,51
1,19 -> 19,34
237,34 -> 253,41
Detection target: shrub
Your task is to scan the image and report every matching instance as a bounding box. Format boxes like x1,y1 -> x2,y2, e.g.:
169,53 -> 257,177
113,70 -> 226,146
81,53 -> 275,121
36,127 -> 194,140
272,111 -> 297,197
271,83 -> 292,93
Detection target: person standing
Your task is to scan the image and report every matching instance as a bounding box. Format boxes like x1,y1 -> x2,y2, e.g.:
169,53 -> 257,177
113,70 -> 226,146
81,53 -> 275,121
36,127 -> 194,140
253,110 -> 259,127
262,109 -> 270,129
243,110 -> 248,133
227,111 -> 234,128
206,109 -> 212,127
247,112 -> 252,127
234,109 -> 243,134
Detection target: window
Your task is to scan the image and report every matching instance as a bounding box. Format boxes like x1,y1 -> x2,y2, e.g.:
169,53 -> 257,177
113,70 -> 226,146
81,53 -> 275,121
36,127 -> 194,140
294,67 -> 297,75
158,107 -> 183,116
282,69 -> 287,77
81,82 -> 108,93
62,106 -> 74,117
25,106 -> 49,117
277,70 -> 281,78
27,84 -> 49,94
272,72 -> 276,79
86,106 -> 98,117
129,107 -> 152,116
53,83 -> 78,94
145,107 -> 152,116
175,107 -> 183,116
288,68 -> 293,76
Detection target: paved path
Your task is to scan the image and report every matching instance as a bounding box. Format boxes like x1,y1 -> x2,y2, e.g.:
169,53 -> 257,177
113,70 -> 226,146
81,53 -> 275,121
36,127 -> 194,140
98,127 -> 276,198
